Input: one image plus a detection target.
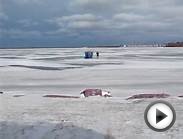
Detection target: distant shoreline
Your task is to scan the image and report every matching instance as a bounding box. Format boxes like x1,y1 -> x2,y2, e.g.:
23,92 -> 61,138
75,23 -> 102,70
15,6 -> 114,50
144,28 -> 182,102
1,45 -> 183,49
0,45 -> 155,49
0,45 -> 121,49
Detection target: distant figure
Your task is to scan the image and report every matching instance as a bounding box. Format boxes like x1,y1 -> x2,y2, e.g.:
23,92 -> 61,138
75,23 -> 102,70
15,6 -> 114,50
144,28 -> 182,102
96,51 -> 99,58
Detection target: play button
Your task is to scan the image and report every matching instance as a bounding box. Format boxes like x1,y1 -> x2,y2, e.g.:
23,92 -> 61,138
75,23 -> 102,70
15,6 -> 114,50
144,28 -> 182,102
144,100 -> 176,132
156,108 -> 167,124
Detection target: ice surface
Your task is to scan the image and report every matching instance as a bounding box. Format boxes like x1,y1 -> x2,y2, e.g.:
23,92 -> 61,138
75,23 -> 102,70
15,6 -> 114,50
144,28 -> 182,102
1,47 -> 183,96
1,47 -> 183,138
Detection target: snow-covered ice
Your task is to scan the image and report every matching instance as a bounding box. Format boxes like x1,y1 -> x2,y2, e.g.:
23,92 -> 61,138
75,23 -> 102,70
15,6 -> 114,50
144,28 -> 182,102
1,47 -> 183,138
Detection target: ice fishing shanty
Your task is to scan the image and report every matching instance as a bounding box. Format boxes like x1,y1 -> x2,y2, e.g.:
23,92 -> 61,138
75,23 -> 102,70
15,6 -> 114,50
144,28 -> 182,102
84,51 -> 93,59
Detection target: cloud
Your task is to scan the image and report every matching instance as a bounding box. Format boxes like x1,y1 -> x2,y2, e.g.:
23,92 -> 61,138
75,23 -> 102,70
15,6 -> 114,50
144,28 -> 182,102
48,12 -> 171,35
0,12 -> 8,20
69,0 -> 150,14
0,12 -> 8,31
2,0 -> 183,46
113,13 -> 145,22
0,0 -> 8,21
65,0 -> 183,40
17,19 -> 39,27
52,14 -> 103,29
69,0 -> 183,24
70,0 -> 117,10
11,0 -> 43,5
60,14 -> 98,22
1,29 -> 42,38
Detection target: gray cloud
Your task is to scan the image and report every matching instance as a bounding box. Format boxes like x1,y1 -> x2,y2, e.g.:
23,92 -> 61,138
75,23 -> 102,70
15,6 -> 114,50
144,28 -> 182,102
1,28 -> 42,38
1,0 -> 183,47
0,12 -> 8,20
48,12 -> 172,36
11,0 -> 43,5
17,19 -> 39,27
50,14 -> 105,30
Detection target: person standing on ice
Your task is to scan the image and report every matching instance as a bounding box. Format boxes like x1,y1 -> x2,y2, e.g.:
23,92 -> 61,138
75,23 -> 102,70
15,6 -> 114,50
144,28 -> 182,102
96,51 -> 99,58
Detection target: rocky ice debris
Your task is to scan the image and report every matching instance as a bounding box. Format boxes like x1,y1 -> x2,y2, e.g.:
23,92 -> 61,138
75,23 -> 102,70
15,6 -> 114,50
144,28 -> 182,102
80,89 -> 112,98
0,91 -> 3,94
126,93 -> 170,100
43,89 -> 112,99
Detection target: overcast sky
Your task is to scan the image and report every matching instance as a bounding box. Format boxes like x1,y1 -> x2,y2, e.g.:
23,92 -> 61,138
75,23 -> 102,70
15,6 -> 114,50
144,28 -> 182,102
1,0 -> 183,47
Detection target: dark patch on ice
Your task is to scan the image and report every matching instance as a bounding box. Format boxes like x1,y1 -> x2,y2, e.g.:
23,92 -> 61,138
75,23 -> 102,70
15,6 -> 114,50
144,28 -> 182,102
34,56 -> 82,61
9,65 -> 61,70
35,53 -> 58,56
147,53 -> 183,57
13,95 -> 24,97
126,93 -> 170,100
9,65 -> 81,71
43,95 -> 80,99
107,53 -> 183,61
0,56 -> 24,59
69,62 -> 123,67
0,121 -> 115,139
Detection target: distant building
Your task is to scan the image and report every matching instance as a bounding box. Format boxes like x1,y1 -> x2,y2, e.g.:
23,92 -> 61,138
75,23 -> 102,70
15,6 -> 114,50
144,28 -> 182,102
166,42 -> 183,47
